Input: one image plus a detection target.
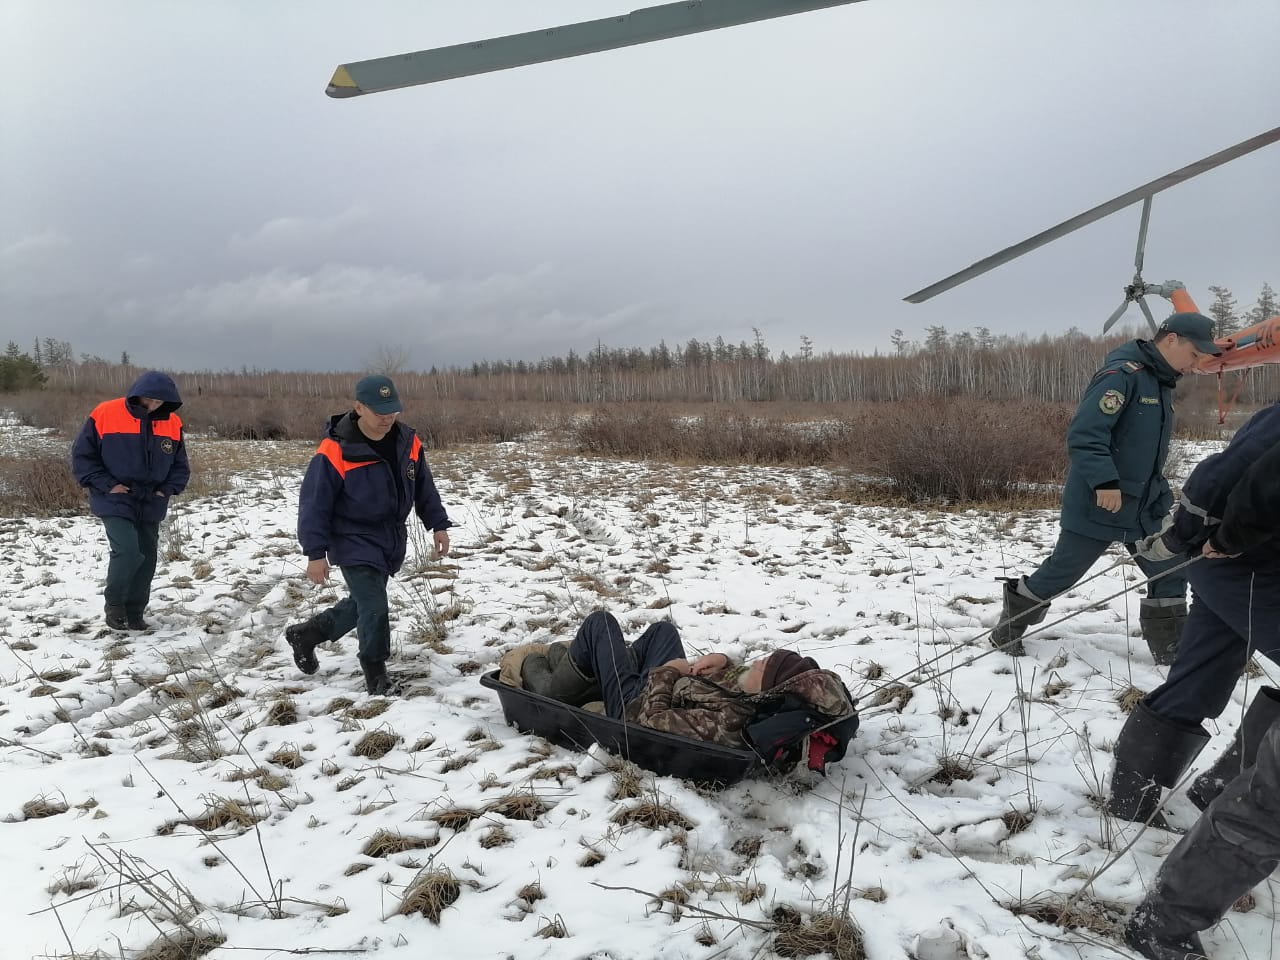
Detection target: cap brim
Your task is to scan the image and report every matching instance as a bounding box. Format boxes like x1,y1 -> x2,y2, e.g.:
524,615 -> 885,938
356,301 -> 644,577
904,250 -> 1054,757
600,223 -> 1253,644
364,400 -> 403,414
1190,338 -> 1224,356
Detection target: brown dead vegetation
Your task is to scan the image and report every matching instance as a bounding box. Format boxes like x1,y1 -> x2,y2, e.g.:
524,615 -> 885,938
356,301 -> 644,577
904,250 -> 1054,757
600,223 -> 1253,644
399,867 -> 461,924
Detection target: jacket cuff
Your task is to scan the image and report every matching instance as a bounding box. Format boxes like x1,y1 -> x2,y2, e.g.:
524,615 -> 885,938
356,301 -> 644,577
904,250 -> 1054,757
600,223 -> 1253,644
306,550 -> 328,562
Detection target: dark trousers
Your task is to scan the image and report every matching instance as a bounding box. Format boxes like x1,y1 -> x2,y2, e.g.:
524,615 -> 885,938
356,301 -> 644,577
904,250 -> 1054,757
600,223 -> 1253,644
1024,528 -> 1187,601
1145,719 -> 1280,935
567,611 -> 685,719
313,565 -> 391,665
101,516 -> 160,614
1146,560 -> 1280,726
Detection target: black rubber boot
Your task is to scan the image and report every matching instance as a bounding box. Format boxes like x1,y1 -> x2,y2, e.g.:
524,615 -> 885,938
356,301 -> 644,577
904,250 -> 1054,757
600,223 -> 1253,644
991,578 -> 1046,656
1126,727 -> 1280,959
285,620 -> 327,675
1106,701 -> 1209,827
104,604 -> 129,631
359,658 -> 398,696
1186,686 -> 1280,811
1124,902 -> 1208,960
126,610 -> 150,631
1140,599 -> 1187,667
520,643 -> 601,706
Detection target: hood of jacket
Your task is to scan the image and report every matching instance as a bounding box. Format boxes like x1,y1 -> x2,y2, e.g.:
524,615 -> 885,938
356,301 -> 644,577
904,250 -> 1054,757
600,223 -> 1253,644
126,371 -> 183,418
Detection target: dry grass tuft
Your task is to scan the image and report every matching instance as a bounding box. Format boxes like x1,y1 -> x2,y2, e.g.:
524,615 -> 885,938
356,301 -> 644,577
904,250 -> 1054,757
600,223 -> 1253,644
440,751 -> 477,773
486,791 -> 549,822
23,796 -> 69,819
344,862 -> 372,877
1002,808 -> 1035,835
325,697 -> 356,714
1008,894 -> 1123,934
1115,685 -> 1146,713
608,761 -> 645,800
536,915 -> 568,939
362,829 -> 439,858
772,908 -> 866,960
346,699 -> 390,720
203,684 -> 242,709
263,697 -> 298,726
224,766 -> 267,783
352,729 -> 401,759
578,846 -> 605,868
731,836 -> 763,859
136,930 -> 227,960
480,825 -> 513,848
432,807 -> 483,831
178,796 -> 264,832
517,881 -> 545,904
406,734 -> 436,754
868,683 -> 913,712
257,772 -> 290,792
931,756 -> 976,786
611,799 -> 693,831
267,745 -> 306,769
398,867 -> 461,924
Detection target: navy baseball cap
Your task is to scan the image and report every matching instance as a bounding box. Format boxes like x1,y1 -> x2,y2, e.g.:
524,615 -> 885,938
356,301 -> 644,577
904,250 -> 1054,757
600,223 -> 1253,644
1157,313 -> 1223,356
354,375 -> 402,414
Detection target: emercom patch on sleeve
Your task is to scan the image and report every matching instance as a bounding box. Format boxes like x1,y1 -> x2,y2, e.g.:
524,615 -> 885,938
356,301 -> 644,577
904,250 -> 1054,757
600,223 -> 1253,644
1099,389 -> 1125,415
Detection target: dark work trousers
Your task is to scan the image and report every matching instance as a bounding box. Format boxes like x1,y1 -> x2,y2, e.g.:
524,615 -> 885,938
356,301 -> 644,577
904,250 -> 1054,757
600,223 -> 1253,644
1146,559 -> 1280,727
567,611 -> 685,719
1143,719 -> 1280,936
1024,528 -> 1187,601
312,565 -> 391,665
101,516 -> 160,615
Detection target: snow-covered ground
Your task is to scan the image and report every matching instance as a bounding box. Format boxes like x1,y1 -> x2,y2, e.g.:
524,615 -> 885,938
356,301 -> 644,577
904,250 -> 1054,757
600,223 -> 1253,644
1,427 -> 1271,960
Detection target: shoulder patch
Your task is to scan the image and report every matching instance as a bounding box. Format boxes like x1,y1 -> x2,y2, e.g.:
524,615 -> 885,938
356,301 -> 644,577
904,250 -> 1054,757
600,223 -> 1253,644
1124,361 -> 1142,371
1099,389 -> 1125,415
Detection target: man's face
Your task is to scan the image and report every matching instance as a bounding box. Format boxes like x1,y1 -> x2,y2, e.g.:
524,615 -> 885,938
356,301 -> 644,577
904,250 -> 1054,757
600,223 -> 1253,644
1160,334 -> 1209,374
138,397 -> 164,412
740,658 -> 767,694
354,401 -> 399,439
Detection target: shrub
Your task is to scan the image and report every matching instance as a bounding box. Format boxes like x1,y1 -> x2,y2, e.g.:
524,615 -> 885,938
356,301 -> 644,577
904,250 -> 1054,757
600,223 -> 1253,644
0,456 -> 83,516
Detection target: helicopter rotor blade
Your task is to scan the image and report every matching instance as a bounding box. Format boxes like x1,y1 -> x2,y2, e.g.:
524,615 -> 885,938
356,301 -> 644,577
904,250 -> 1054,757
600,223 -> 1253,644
1137,296 -> 1159,337
1133,196 -> 1152,277
1103,298 -> 1131,334
904,125 -> 1280,303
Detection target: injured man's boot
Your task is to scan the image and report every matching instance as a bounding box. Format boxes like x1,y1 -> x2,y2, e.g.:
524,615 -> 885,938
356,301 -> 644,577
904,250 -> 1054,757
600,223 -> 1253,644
521,642 -> 601,707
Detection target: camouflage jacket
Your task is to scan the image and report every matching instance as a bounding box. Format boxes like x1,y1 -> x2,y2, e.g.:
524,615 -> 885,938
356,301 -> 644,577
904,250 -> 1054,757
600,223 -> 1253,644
626,666 -> 855,749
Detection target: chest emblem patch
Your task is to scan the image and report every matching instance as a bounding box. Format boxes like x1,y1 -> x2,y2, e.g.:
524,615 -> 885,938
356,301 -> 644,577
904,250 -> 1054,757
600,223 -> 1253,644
160,438 -> 174,454
406,461 -> 416,481
1099,389 -> 1125,415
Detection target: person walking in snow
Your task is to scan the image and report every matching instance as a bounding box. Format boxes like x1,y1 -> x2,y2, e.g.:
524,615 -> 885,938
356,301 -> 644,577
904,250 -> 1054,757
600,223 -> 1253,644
992,312 -> 1221,660
1123,714 -> 1280,960
1106,406 -> 1280,828
70,370 -> 189,631
286,375 -> 452,696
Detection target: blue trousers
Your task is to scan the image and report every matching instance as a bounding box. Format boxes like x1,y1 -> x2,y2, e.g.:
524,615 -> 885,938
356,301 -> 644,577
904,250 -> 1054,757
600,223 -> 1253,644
1146,559 -> 1280,726
313,565 -> 391,665
101,516 -> 160,614
1025,528 -> 1187,601
567,611 -> 685,719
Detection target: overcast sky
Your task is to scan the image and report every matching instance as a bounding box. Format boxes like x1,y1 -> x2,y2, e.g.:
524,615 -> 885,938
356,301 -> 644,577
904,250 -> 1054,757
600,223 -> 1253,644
3,0 -> 1277,373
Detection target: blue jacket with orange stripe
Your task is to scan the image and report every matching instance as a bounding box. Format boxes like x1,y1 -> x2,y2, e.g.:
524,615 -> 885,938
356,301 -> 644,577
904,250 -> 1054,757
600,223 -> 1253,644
70,371 -> 189,523
297,412 -> 451,575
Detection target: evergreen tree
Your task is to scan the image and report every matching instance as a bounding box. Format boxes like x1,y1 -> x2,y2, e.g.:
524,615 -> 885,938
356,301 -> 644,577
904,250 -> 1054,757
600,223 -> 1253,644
1206,285 -> 1238,338
1246,282 -> 1278,326
0,342 -> 48,391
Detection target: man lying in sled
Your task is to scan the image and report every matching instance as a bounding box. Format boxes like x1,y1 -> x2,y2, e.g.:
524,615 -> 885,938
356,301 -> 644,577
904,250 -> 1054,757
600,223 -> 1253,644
499,610 -> 856,768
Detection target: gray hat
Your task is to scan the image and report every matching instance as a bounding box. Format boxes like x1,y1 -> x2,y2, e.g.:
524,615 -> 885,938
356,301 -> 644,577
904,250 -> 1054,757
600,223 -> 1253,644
355,374 -> 402,414
1157,312 -> 1223,356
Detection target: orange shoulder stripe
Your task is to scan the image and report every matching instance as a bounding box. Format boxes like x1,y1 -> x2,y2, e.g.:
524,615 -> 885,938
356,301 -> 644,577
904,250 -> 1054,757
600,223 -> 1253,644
92,399 -> 141,436
317,438 -> 376,478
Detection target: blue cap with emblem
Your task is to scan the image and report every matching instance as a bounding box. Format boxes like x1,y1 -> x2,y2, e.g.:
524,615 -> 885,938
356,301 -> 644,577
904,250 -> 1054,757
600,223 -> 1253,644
354,374 -> 403,414
1157,312 -> 1223,356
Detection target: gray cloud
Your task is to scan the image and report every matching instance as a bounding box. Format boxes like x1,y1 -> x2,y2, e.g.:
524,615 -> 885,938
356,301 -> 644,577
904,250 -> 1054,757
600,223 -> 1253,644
3,0 -> 1277,370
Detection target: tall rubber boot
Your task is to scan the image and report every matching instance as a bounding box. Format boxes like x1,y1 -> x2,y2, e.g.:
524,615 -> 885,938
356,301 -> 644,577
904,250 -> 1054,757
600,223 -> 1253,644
1139,598 -> 1187,667
991,578 -> 1047,657
285,619 -> 327,675
1186,686 -> 1280,811
1106,701 -> 1209,826
521,643 -> 601,707
1126,725 -> 1280,959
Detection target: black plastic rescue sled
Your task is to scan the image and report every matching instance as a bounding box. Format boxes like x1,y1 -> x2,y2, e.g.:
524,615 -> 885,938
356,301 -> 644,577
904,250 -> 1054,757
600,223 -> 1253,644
480,670 -> 761,787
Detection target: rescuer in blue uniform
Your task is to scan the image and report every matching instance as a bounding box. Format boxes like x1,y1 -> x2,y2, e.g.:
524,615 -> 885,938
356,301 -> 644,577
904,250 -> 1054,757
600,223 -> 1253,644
288,375 -> 452,695
992,313 -> 1221,660
1119,423 -> 1280,960
71,370 -> 189,631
